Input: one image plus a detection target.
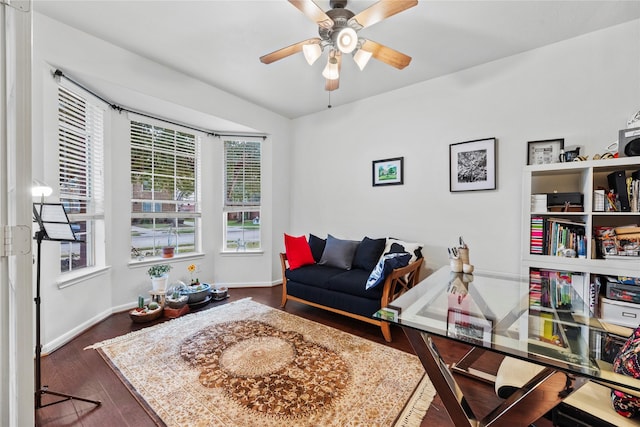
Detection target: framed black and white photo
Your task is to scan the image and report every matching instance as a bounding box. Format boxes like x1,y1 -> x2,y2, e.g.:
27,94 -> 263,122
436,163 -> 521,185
449,138 -> 496,192
372,157 -> 404,186
527,138 -> 564,165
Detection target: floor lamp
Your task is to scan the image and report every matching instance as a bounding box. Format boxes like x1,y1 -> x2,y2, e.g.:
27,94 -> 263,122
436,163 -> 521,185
32,200 -> 101,410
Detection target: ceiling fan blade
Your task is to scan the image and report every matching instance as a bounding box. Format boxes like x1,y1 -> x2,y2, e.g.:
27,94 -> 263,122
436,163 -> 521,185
325,52 -> 342,91
288,0 -> 334,29
260,38 -> 321,64
349,0 -> 417,29
360,39 -> 412,70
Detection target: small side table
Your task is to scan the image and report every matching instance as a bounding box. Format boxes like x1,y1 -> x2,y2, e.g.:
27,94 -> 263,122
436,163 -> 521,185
149,289 -> 166,308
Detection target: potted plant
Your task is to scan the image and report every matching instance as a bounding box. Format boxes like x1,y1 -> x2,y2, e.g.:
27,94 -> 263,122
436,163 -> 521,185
162,226 -> 176,258
148,264 -> 172,291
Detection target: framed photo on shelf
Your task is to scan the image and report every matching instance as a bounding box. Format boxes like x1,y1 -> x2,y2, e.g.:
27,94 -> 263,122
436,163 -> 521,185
527,138 -> 564,165
447,309 -> 493,346
372,157 -> 404,186
449,138 -> 496,192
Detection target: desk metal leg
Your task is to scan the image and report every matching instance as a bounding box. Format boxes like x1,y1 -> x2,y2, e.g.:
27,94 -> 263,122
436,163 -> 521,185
404,328 -> 480,426
451,346 -> 497,384
480,367 -> 567,426
403,327 -> 574,427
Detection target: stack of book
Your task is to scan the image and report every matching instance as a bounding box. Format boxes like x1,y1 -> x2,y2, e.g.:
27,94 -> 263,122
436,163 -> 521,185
531,194 -> 547,212
530,217 -> 544,255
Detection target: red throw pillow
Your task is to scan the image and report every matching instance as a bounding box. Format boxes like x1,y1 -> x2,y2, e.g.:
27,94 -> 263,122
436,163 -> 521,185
284,234 -> 315,270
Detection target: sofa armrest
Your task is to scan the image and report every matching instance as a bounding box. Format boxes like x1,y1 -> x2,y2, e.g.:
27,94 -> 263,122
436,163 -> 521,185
279,253 -> 289,307
380,257 -> 423,307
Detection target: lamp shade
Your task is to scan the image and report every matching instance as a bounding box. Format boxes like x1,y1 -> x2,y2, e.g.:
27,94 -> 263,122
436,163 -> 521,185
336,27 -> 357,54
353,49 -> 373,71
32,180 -> 52,198
322,55 -> 340,80
302,43 -> 322,65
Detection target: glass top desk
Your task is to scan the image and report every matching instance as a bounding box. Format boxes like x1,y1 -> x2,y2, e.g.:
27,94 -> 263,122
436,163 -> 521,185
375,266 -> 639,426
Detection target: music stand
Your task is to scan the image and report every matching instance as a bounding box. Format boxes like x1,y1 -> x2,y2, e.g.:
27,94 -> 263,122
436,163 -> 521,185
32,203 -> 101,409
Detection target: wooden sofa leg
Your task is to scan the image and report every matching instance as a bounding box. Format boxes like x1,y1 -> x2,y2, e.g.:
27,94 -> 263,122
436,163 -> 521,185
381,322 -> 392,342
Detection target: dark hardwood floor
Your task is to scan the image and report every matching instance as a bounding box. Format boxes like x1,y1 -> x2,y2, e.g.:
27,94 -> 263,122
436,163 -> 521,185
36,285 -> 553,426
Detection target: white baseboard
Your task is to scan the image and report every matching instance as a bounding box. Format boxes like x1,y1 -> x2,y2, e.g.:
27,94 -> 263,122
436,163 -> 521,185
215,280 -> 281,288
42,282 -> 281,353
42,309 -> 112,354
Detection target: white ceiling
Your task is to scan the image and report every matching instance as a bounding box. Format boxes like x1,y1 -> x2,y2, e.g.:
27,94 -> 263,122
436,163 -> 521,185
34,1 -> 640,120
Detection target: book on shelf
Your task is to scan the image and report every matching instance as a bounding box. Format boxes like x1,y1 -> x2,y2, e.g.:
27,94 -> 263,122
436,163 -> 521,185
529,216 -> 586,257
589,277 -> 601,317
606,170 -> 640,212
628,175 -> 640,212
529,268 -> 588,312
528,308 -> 566,349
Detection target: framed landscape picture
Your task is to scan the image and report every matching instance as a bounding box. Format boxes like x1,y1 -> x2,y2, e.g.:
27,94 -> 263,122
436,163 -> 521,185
372,157 -> 404,186
449,138 -> 496,192
527,138 -> 564,165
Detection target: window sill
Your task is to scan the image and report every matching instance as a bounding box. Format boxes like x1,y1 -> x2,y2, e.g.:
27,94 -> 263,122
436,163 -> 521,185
128,253 -> 205,269
220,250 -> 264,256
57,266 -> 111,289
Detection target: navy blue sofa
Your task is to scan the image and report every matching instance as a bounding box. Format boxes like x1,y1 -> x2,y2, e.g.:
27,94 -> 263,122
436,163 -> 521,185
279,236 -> 423,342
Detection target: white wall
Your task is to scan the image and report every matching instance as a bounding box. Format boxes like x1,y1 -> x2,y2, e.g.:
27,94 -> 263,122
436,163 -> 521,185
30,13 -> 639,352
288,20 -> 640,276
32,13 -> 292,351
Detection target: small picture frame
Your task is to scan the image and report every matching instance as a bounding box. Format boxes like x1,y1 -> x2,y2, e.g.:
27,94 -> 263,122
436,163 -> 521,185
449,138 -> 496,192
527,138 -> 564,165
377,307 -> 399,322
447,309 -> 493,346
372,157 -> 404,186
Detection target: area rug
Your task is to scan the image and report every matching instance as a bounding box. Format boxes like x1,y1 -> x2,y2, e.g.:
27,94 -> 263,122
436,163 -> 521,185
87,298 -> 435,426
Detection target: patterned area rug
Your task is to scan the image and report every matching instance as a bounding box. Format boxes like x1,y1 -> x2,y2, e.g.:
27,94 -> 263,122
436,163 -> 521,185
88,298 -> 434,426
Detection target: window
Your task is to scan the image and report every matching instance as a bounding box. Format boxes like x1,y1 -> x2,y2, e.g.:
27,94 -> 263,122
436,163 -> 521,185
130,121 -> 200,259
224,139 -> 261,251
57,85 -> 105,273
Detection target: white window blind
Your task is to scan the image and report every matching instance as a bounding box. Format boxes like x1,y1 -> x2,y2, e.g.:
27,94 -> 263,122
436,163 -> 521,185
224,140 -> 261,207
130,120 -> 201,259
131,121 -> 199,215
58,86 -> 104,217
57,85 -> 105,272
223,139 -> 261,251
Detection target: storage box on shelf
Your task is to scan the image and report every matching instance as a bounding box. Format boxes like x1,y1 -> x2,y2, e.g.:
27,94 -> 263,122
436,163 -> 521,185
522,157 -> 640,328
600,298 -> 640,328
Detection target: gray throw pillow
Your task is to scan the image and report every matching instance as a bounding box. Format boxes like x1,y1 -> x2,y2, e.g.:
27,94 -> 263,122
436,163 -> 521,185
318,234 -> 360,270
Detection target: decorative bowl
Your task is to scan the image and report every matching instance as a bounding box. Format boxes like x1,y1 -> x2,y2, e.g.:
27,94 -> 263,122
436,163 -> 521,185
129,306 -> 163,323
166,294 -> 188,309
180,283 -> 211,304
212,286 -> 228,300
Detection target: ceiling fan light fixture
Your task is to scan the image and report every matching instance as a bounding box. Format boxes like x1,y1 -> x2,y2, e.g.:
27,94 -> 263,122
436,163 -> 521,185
336,27 -> 357,53
302,43 -> 322,65
353,48 -> 372,71
322,55 -> 340,80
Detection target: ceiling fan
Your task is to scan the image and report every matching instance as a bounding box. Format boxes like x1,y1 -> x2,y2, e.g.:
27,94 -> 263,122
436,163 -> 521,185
260,0 -> 418,91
